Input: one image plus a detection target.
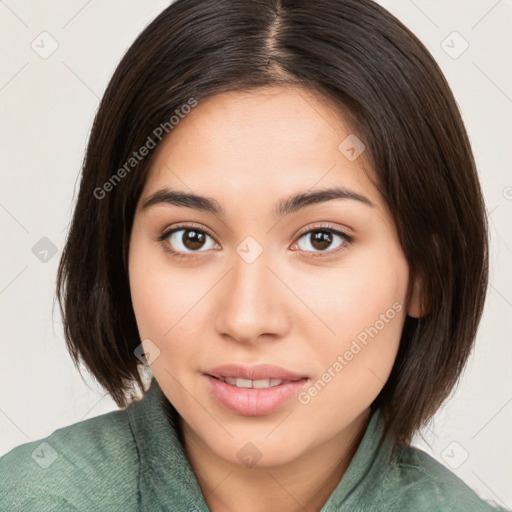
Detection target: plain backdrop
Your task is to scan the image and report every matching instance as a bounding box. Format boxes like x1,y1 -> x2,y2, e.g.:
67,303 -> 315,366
0,0 -> 511,508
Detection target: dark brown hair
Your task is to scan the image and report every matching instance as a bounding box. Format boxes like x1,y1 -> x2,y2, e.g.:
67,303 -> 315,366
55,0 -> 488,446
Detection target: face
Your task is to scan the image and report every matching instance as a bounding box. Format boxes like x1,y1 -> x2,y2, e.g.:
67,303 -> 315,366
128,86 -> 413,467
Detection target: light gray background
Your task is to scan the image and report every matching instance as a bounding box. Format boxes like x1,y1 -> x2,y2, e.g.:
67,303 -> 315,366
0,0 -> 511,508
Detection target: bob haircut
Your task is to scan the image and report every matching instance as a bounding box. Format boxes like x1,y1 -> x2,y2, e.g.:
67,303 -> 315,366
56,0 -> 488,447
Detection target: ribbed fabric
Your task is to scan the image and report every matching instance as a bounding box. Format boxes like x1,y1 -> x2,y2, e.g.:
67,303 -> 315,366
0,376 -> 506,511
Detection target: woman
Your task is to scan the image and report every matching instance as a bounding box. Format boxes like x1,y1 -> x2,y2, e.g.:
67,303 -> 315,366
0,0 -> 506,510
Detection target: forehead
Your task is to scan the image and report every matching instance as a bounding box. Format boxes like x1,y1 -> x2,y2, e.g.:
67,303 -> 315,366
142,86 -> 380,208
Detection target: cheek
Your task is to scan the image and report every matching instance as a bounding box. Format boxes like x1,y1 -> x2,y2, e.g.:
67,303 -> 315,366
129,246 -> 165,338
128,235 -> 208,381
295,242 -> 408,405
129,227 -> 188,334
297,239 -> 409,345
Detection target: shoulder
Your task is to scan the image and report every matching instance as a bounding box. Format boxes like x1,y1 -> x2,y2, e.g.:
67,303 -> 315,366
0,407 -> 140,512
379,444 -> 506,512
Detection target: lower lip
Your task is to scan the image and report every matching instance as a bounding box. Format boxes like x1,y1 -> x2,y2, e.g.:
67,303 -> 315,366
205,375 -> 309,416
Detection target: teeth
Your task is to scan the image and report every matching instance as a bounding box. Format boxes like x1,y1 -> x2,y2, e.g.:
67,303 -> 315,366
221,377 -> 284,388
233,378 -> 252,388
252,379 -> 270,389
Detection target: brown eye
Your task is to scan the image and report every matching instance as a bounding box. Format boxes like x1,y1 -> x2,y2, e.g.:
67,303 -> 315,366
295,228 -> 349,254
166,228 -> 217,253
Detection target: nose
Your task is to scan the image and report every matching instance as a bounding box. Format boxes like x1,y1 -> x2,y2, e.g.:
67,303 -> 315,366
213,249 -> 291,344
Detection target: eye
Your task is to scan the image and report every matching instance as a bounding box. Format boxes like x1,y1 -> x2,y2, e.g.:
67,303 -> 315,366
158,224 -> 218,258
158,222 -> 353,260
292,224 -> 353,256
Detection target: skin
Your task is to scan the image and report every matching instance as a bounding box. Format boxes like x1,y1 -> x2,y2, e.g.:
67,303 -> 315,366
128,85 -> 421,512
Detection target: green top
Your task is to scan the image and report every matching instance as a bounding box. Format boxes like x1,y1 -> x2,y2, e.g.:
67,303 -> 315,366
0,376 -> 505,511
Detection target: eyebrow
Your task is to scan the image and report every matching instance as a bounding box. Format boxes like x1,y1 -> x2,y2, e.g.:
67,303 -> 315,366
141,186 -> 375,219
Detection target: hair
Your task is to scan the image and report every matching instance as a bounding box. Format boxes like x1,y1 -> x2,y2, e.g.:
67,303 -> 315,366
55,0 -> 488,447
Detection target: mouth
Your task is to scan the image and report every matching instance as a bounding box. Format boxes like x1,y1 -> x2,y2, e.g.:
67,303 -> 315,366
203,363 -> 310,416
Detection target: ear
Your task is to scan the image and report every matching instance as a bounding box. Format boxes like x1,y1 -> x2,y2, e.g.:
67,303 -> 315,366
407,274 -> 426,318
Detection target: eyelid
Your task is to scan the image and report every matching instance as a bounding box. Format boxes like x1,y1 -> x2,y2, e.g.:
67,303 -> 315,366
158,222 -> 218,244
294,222 -> 354,241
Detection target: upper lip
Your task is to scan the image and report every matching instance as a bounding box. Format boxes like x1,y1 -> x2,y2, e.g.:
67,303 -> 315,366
205,363 -> 308,381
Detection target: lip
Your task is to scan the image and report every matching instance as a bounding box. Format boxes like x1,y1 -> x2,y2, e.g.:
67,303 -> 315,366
203,363 -> 310,416
204,363 -> 308,381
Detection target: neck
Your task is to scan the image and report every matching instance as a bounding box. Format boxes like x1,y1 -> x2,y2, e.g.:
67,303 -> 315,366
179,409 -> 371,512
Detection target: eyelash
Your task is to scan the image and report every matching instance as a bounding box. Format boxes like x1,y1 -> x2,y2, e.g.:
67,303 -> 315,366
157,222 -> 354,261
